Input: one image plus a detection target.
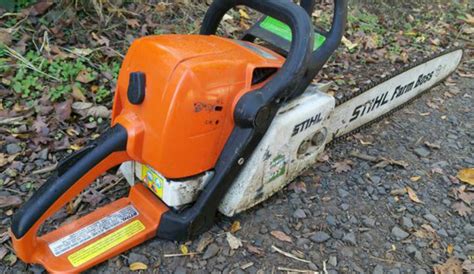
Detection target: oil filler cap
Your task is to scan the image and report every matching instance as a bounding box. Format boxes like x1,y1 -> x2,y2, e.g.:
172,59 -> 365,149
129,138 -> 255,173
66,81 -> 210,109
127,72 -> 146,105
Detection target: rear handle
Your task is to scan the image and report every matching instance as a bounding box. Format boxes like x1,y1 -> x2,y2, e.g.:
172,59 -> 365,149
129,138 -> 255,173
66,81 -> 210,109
11,125 -> 129,240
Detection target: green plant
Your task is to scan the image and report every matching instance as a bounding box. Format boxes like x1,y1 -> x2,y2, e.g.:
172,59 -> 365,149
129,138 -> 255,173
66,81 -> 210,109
11,68 -> 44,98
49,85 -> 72,101
94,86 -> 110,103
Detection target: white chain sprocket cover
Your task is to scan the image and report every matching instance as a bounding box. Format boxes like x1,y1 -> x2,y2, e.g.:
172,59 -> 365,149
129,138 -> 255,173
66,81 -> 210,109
219,86 -> 335,216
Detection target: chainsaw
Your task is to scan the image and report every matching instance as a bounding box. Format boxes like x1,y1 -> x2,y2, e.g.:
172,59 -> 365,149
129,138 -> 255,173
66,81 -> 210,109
10,0 -> 463,272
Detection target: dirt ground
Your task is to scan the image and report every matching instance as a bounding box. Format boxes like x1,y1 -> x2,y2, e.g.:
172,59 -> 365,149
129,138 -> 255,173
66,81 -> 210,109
0,1 -> 473,273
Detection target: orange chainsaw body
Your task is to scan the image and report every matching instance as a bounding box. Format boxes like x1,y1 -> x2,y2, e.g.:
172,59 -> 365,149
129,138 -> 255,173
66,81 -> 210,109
10,35 -> 284,273
112,35 -> 284,178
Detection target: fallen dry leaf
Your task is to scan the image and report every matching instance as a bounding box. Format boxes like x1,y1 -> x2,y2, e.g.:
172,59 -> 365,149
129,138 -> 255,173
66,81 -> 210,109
270,230 -> 292,243
196,233 -> 213,253
0,153 -> 8,168
452,202 -> 471,217
446,244 -> 454,255
239,9 -> 250,20
27,0 -> 54,16
425,141 -> 441,149
72,85 -> 87,102
76,70 -> 96,84
0,195 -> 22,209
54,99 -> 72,122
458,192 -> 474,205
406,187 -> 424,204
230,220 -> 241,233
390,188 -> 407,196
462,260 -> 474,272
87,105 -> 111,118
433,257 -> 463,274
410,176 -> 421,182
457,168 -> 474,186
129,262 -> 148,271
0,246 -> 7,260
246,244 -> 264,256
463,13 -> 474,25
341,36 -> 358,51
288,181 -> 307,193
332,160 -> 352,173
180,244 -> 188,255
432,167 -> 444,175
226,232 -> 242,250
126,19 -> 141,28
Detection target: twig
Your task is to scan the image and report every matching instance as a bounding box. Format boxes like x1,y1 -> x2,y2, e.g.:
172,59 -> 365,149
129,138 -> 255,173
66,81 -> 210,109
271,245 -> 312,264
99,177 -> 124,194
4,45 -> 61,82
163,252 -> 201,258
369,255 -> 402,264
32,163 -> 58,175
277,267 -> 318,274
0,116 -> 26,125
349,150 -> 378,162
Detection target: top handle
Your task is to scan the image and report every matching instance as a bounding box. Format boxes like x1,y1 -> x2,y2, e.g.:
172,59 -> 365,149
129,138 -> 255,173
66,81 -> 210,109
201,0 -> 314,102
294,0 -> 348,98
201,0 -> 347,100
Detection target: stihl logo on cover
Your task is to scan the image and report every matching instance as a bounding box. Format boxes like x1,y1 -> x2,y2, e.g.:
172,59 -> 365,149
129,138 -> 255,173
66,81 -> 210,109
292,113 -> 323,136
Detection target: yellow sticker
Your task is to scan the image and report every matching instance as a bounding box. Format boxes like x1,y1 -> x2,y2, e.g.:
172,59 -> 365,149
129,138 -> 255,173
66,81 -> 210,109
68,220 -> 145,267
141,164 -> 164,198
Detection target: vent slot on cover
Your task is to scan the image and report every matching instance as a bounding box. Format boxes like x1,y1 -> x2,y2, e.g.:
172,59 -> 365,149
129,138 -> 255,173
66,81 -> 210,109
251,67 -> 278,86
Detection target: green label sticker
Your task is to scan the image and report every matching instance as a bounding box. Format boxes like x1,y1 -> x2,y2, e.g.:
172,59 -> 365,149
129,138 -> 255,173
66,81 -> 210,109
260,16 -> 326,51
267,154 -> 287,183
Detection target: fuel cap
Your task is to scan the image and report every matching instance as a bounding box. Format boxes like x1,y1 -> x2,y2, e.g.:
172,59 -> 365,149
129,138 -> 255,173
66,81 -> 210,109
127,72 -> 146,105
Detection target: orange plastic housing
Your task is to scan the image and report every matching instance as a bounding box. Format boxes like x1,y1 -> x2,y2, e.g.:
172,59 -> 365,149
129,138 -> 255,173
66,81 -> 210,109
112,35 -> 284,178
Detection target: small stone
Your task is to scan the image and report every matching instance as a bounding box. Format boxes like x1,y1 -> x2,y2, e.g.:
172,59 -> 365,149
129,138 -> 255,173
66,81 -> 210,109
389,269 -> 400,274
326,215 -> 337,226
362,216 -> 376,227
370,176 -> 381,184
414,147 -> 430,158
296,238 -> 311,248
310,231 -> 331,243
338,189 -> 350,198
293,209 -> 307,219
373,264 -> 384,274
308,263 -> 318,271
203,244 -> 219,260
328,255 -> 337,267
401,216 -> 414,229
331,229 -> 344,240
437,228 -> 448,237
464,224 -> 474,236
6,143 -> 21,155
423,213 -> 439,223
342,232 -> 357,245
340,246 -> 353,258
340,203 -> 349,211
415,270 -> 427,274
391,226 -> 409,240
38,148 -> 49,160
406,245 -> 418,255
174,266 -> 187,274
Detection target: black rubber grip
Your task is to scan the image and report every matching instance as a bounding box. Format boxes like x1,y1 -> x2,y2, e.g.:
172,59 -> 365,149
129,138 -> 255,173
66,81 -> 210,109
11,125 -> 128,239
293,0 -> 348,98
